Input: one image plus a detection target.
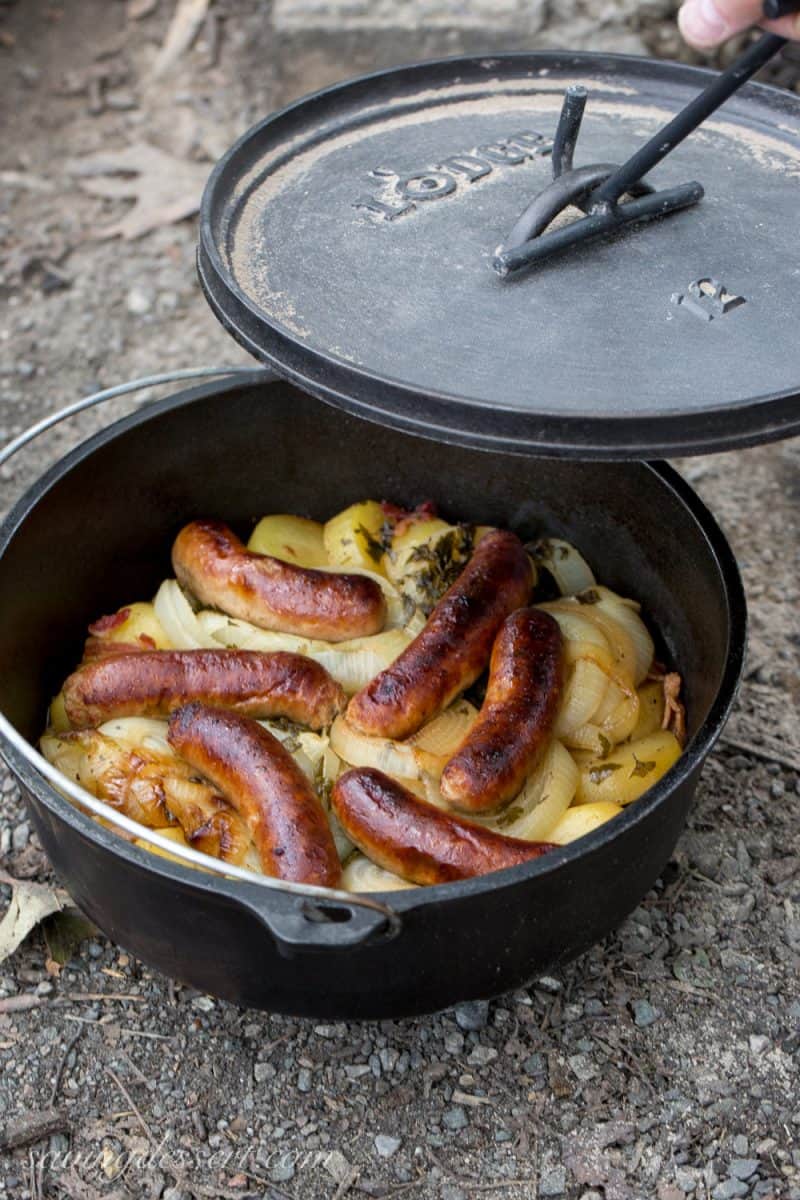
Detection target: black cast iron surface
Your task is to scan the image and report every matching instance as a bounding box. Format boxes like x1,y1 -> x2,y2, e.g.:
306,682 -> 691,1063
199,52 -> 800,459
0,378 -> 746,1017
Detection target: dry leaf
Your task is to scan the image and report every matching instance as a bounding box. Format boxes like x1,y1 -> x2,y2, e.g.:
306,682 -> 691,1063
43,908 -> 97,969
0,868 -> 70,965
68,142 -> 208,240
150,0 -> 210,78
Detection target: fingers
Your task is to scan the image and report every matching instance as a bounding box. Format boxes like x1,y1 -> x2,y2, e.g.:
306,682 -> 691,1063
678,0 -> 800,47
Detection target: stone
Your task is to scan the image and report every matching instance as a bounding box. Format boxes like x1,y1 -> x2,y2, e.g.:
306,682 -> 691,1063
11,821 -> 29,851
729,1160 -> 760,1181
454,1000 -> 489,1031
269,1155 -> 296,1183
467,1044 -> 497,1067
632,998 -> 658,1027
374,1134 -> 402,1158
323,1150 -> 351,1183
749,1035 -> 770,1056
535,975 -> 562,995
540,1165 -> 567,1196
125,286 -> 153,315
568,1053 -> 598,1082
442,1106 -> 468,1131
711,1181 -> 749,1200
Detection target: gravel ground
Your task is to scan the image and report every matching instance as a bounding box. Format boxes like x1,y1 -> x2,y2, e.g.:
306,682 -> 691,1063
1,3 -> 799,1199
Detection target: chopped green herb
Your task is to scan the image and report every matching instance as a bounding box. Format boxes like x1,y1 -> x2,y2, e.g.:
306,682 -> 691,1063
408,525 -> 475,613
630,755 -> 656,779
313,757 -> 333,804
589,762 -> 623,785
355,523 -> 385,565
496,804 -> 524,829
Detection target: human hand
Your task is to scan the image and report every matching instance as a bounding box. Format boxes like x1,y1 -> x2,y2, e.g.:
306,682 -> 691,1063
678,0 -> 800,47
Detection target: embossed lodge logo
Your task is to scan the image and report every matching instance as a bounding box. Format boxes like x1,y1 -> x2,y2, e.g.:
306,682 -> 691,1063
353,130 -> 552,222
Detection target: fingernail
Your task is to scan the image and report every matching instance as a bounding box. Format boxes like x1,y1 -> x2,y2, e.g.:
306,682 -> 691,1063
678,0 -> 730,46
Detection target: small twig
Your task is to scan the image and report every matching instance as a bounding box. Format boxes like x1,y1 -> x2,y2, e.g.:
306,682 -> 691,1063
662,979 -> 714,1001
0,1107 -> 69,1152
119,1027 -> 174,1041
0,994 -> 46,1014
719,735 -> 800,774
105,1066 -> 154,1146
49,1024 -> 83,1105
61,991 -> 145,1003
117,1050 -> 153,1090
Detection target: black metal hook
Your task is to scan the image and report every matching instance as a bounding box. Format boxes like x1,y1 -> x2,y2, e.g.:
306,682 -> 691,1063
493,16 -> 797,277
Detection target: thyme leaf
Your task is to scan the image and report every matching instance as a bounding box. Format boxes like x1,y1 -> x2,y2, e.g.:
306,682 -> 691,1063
630,755 -> 656,779
355,523 -> 385,565
589,762 -> 623,785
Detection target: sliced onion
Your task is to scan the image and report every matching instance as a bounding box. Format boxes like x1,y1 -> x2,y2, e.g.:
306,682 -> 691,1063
476,739 -> 578,841
563,685 -> 641,754
570,604 -> 637,692
538,604 -> 616,676
330,715 -> 445,781
154,580 -> 220,650
40,732 -> 86,786
98,717 -> 173,758
555,660 -> 610,738
210,617 -> 412,695
342,854 -> 417,892
533,538 -> 596,596
311,632 -> 412,695
323,565 -> 410,630
593,587 -> 655,684
407,698 -> 479,756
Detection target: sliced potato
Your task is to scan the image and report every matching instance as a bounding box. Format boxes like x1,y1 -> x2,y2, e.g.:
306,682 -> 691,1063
248,514 -> 328,568
575,730 -> 682,807
48,692 -> 70,733
547,801 -> 622,845
629,680 -> 666,741
135,826 -> 192,865
323,501 -> 387,574
384,519 -> 474,613
90,601 -> 172,652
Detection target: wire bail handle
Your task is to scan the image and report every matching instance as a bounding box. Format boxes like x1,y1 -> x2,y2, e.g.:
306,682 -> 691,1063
0,366 -> 403,949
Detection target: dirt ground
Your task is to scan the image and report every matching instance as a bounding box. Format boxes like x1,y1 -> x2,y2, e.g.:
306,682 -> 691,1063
1,3 -> 799,1199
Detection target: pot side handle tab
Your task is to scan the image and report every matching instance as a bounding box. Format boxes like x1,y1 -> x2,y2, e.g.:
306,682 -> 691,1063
229,883 -> 403,957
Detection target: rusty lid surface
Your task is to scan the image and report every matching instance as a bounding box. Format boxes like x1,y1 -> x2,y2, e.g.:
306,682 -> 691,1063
198,52 -> 800,458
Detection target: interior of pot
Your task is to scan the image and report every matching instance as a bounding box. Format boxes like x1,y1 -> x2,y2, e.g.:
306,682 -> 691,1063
0,377 -> 741,758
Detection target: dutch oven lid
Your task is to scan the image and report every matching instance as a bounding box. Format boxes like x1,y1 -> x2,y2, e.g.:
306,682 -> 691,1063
198,52 -> 800,459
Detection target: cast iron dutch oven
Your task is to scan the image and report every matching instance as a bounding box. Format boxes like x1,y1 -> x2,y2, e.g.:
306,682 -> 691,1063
0,374 -> 746,1018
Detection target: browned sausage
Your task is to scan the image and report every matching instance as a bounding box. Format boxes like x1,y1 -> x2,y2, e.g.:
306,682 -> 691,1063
440,608 -> 563,812
62,649 -> 345,730
168,704 -> 342,886
346,529 -> 533,740
332,767 -> 554,885
172,520 -> 385,642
